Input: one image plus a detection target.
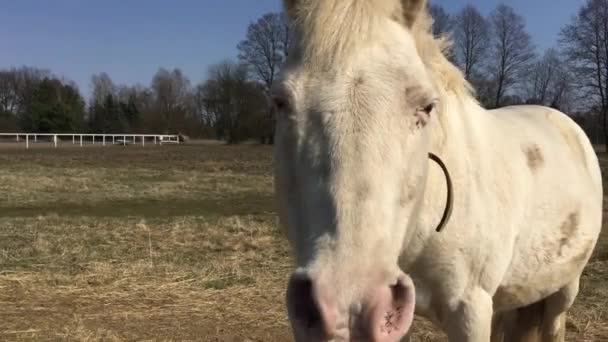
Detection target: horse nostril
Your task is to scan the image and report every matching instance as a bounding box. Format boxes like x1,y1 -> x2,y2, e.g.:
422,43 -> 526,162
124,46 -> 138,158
391,279 -> 408,306
366,274 -> 416,341
287,276 -> 321,329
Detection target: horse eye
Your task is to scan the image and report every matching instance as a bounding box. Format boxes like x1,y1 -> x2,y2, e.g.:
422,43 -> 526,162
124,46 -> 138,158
273,96 -> 289,111
423,103 -> 435,114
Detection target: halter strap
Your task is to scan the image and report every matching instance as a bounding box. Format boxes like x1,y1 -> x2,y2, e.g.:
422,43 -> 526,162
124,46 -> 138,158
428,153 -> 453,233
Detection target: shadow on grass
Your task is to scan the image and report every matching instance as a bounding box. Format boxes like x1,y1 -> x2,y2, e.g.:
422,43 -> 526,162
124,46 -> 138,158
0,194 -> 276,218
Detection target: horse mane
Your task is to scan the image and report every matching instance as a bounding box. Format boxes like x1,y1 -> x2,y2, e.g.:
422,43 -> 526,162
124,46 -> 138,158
410,11 -> 474,97
288,0 -> 473,97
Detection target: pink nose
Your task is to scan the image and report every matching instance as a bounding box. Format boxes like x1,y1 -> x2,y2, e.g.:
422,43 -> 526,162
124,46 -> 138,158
286,272 -> 415,341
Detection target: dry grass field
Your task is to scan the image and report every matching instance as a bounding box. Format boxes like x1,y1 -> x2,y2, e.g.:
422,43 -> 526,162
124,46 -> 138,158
0,143 -> 606,341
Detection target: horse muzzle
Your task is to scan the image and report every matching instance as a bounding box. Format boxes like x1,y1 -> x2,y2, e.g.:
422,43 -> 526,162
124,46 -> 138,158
286,269 -> 416,342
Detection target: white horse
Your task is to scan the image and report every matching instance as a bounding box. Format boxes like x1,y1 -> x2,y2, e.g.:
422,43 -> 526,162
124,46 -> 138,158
272,0 -> 603,341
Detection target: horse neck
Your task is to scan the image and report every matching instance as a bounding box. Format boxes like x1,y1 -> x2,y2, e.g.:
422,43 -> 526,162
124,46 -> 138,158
430,90 -> 484,161
400,91 -> 482,267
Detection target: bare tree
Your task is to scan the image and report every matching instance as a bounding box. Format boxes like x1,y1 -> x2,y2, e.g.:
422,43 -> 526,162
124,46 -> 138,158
130,84 -> 155,116
207,61 -> 246,142
90,72 -> 116,106
127,84 -> 157,134
0,71 -> 17,114
237,13 -> 292,93
279,14 -> 293,61
561,0 -> 608,148
488,4 -> 536,108
524,49 -> 576,112
5,67 -> 50,116
0,70 -> 19,131
453,4 -> 490,80
193,83 -> 214,126
201,60 -> 267,143
151,68 -> 192,133
0,66 -> 52,128
428,3 -> 452,38
237,12 -> 293,144
529,51 -> 557,105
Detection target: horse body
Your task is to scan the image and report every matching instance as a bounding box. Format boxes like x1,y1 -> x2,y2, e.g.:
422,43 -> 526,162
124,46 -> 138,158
402,97 -> 602,340
274,1 -> 602,341
487,106 -> 601,310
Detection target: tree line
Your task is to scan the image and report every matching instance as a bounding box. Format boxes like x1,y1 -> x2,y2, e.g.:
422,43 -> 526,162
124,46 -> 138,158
0,12 -> 289,143
1,1 -> 607,146
431,0 -> 608,145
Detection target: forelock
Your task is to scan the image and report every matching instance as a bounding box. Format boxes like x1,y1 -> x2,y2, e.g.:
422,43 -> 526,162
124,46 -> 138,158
286,0 -> 472,95
289,0 -> 401,69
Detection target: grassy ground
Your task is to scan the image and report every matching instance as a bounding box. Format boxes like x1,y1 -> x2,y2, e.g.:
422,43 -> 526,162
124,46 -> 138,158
0,143 -> 606,341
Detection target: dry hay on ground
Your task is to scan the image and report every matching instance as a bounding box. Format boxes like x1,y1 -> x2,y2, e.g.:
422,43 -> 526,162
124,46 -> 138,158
0,144 -> 606,341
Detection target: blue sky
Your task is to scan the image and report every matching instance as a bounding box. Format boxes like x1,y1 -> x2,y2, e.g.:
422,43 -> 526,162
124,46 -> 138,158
0,0 -> 581,98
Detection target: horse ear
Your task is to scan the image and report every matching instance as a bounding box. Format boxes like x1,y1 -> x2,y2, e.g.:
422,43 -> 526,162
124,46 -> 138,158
283,0 -> 298,18
401,0 -> 427,27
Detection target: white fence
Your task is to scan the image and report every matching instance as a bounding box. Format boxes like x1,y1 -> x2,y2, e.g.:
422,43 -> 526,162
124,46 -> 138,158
0,133 -> 180,149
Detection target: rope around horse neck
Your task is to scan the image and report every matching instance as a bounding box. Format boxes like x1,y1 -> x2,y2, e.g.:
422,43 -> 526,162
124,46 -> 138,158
428,153 -> 453,233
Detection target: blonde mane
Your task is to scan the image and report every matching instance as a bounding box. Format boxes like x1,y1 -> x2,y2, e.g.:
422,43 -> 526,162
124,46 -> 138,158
410,11 -> 474,96
288,0 -> 472,96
